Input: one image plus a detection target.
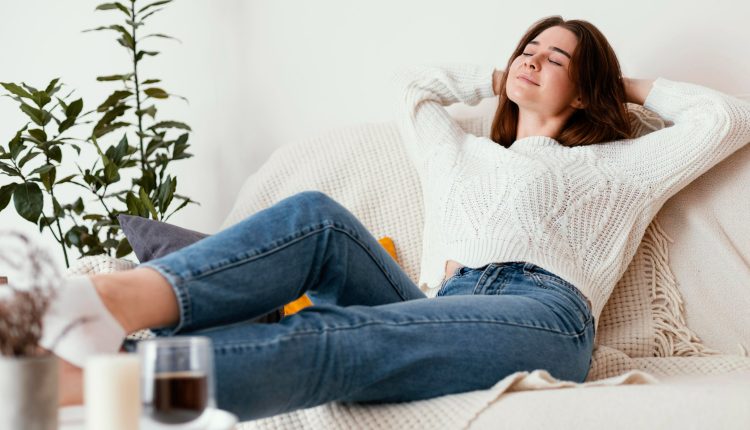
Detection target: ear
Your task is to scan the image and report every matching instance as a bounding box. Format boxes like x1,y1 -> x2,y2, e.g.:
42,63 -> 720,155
571,95 -> 585,110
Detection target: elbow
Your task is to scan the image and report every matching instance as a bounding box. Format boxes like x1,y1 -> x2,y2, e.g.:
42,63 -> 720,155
724,96 -> 750,141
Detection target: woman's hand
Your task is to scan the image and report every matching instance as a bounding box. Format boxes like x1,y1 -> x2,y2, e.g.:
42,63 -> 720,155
623,77 -> 655,105
493,69 -> 505,96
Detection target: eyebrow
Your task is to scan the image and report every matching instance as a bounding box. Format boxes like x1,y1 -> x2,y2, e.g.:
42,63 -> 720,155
527,40 -> 572,59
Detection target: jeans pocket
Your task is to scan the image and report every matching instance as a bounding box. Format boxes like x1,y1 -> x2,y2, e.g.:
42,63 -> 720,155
528,272 -> 592,325
436,266 -> 475,297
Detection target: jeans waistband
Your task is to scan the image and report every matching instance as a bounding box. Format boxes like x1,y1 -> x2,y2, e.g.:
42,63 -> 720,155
478,261 -> 590,312
517,262 -> 592,311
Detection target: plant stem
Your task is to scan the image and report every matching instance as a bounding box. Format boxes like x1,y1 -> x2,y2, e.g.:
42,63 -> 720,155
130,1 -> 146,174
47,183 -> 70,268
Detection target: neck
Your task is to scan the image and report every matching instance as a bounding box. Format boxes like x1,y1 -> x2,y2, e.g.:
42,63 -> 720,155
515,108 -> 571,141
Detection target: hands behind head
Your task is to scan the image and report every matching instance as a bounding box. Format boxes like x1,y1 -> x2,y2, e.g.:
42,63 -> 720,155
493,69 -> 506,96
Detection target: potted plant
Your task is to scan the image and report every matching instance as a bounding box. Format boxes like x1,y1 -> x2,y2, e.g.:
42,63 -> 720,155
0,230 -> 70,430
0,0 -> 197,268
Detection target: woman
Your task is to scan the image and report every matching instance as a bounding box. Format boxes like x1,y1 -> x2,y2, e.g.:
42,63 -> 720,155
43,15 -> 750,421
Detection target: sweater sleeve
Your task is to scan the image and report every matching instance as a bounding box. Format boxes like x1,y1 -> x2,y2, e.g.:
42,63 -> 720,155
590,77 -> 750,202
391,63 -> 496,171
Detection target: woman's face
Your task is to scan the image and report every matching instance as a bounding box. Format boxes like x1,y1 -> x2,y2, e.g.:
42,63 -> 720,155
506,26 -> 583,116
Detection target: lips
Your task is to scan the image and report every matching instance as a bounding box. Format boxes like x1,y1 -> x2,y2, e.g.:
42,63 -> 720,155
517,74 -> 539,86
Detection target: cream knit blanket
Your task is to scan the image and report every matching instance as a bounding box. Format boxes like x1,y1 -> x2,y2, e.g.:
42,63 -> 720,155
68,104 -> 750,428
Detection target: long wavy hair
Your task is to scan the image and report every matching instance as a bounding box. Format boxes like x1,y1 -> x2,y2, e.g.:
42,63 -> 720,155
490,16 -> 633,148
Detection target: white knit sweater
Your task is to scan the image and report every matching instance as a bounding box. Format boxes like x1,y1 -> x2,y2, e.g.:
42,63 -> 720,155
392,63 -> 750,332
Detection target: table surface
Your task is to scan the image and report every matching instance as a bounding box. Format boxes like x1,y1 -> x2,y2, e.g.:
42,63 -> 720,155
58,406 -> 238,430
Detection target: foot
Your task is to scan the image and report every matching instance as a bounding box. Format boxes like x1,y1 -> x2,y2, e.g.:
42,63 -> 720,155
40,275 -> 127,368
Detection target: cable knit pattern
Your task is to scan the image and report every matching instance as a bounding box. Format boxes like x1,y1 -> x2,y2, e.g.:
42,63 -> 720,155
392,63 -> 750,334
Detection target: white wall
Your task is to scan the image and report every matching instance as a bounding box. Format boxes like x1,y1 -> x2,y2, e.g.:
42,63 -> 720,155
2,0 -> 749,267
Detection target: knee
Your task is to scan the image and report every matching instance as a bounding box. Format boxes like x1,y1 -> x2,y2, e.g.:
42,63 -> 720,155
290,191 -> 351,219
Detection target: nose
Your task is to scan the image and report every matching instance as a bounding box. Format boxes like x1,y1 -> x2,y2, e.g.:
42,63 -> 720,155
523,53 -> 539,71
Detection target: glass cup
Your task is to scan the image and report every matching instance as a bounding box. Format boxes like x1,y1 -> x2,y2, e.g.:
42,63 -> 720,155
137,336 -> 216,425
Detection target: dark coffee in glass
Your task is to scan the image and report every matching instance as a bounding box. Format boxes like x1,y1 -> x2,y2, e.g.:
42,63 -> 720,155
148,371 -> 209,424
138,337 -> 215,426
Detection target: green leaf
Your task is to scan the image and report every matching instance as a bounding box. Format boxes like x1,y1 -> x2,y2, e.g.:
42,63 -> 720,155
136,104 -> 157,119
95,2 -> 130,16
66,98 -> 84,118
54,174 -> 77,185
139,188 -> 158,219
172,132 -> 190,159
139,7 -> 165,21
52,197 -> 63,217
113,134 -> 129,164
1,82 -> 33,99
138,0 -> 172,14
149,120 -> 191,131
0,183 -> 17,210
72,197 -> 84,214
58,117 -> 76,133
125,191 -> 144,217
115,237 -> 132,258
18,150 -> 41,168
154,175 -> 175,212
21,83 -> 39,94
94,104 -> 131,134
145,138 -> 166,157
0,163 -> 20,177
141,79 -> 161,85
28,128 -> 48,143
30,164 -> 55,175
20,103 -> 45,126
9,136 -> 25,160
143,87 -> 168,99
163,198 -> 189,220
135,50 -> 159,62
64,226 -> 83,247
118,35 -> 135,50
13,182 -> 43,222
82,214 -> 105,221
139,33 -> 181,43
93,121 -> 130,139
96,73 -> 134,82
31,91 -> 51,109
103,159 -> 120,183
138,188 -> 159,219
48,145 -> 63,163
44,78 -> 61,94
40,166 -> 56,191
97,90 -> 131,112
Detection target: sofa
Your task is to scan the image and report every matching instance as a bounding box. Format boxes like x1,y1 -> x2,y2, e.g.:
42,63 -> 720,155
68,95 -> 750,429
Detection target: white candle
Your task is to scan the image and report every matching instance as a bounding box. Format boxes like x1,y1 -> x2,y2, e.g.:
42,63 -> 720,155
84,354 -> 141,430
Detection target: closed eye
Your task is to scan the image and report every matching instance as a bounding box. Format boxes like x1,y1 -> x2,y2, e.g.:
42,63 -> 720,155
521,52 -> 562,66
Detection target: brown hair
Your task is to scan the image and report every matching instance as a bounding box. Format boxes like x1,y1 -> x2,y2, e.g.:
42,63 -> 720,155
490,15 -> 633,148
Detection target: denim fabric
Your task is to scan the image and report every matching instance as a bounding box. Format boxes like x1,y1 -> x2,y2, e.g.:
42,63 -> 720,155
138,191 -> 595,421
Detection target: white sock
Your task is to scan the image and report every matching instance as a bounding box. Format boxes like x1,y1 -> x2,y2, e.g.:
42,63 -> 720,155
40,275 -> 127,368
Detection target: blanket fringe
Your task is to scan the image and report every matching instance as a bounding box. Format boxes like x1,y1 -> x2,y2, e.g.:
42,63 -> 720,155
642,217 -> 725,357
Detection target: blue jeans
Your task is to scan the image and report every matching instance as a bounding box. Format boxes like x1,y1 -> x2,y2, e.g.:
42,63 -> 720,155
139,191 -> 595,421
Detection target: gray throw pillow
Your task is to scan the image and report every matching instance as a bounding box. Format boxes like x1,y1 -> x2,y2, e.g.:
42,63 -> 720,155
118,214 -> 209,262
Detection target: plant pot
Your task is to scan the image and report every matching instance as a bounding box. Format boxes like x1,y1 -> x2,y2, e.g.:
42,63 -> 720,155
0,354 -> 59,430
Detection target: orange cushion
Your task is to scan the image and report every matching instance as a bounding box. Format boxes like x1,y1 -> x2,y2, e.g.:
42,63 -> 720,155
282,236 -> 398,316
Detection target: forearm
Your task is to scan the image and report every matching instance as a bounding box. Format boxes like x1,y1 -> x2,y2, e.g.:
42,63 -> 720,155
624,77 -> 655,105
